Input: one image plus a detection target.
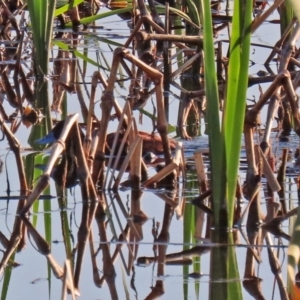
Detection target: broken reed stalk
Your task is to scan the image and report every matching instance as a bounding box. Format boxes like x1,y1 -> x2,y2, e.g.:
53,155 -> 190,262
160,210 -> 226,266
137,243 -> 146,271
277,148 -> 288,214
94,47 -> 174,187
130,134 -> 143,188
171,52 -> 201,79
112,135 -> 143,189
260,24 -> 300,149
0,216 -> 25,276
106,121 -> 133,188
92,48 -> 122,186
84,70 -> 99,155
73,121 -> 99,202
258,147 -> 281,193
135,31 -> 203,45
251,0 -> 285,33
105,101 -> 132,188
61,259 -> 77,300
265,233 -> 289,300
95,193 -> 118,298
1,67 -> 19,108
246,71 -> 289,127
283,75 -> 300,135
194,150 -> 208,192
74,200 -> 98,292
19,114 -> 79,215
20,216 -> 80,296
124,15 -> 188,50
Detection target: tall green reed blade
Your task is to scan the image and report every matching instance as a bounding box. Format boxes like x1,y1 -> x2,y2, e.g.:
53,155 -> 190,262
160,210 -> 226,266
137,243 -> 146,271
224,0 -> 252,226
0,252 -> 15,300
183,198 -> 195,299
227,234 -> 242,299
55,0 -> 83,16
27,0 -> 56,78
200,0 -> 225,227
209,232 -> 242,300
27,0 -> 56,146
288,0 -> 300,21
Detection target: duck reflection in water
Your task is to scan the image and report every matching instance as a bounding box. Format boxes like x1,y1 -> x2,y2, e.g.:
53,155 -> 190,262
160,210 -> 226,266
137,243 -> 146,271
35,120 -> 177,188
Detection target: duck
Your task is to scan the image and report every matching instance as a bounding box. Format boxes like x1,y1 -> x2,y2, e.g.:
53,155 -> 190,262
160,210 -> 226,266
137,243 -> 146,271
36,120 -> 177,156
35,120 -> 177,188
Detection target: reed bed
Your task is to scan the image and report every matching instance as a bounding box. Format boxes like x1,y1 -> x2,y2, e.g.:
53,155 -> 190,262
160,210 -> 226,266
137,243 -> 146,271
1,0 -> 300,299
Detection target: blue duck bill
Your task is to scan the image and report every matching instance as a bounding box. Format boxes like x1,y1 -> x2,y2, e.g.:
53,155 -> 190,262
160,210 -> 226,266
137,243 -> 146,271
35,131 -> 56,144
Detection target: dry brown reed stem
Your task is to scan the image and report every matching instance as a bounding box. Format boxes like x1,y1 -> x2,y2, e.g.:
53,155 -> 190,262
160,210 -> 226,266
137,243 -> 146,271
70,6 -> 80,26
93,49 -> 121,186
260,24 -> 300,147
148,0 -> 164,28
127,190 -> 144,273
19,114 -> 79,215
84,71 -> 96,154
89,71 -> 123,123
265,233 -> 289,300
124,16 -> 188,50
61,260 -> 76,300
143,162 -> 178,187
265,17 -> 297,66
277,148 -> 288,214
0,216 -> 24,275
194,150 -> 208,192
138,246 -> 209,266
76,68 -> 89,119
85,71 -> 103,155
89,231 -> 102,287
113,192 -> 143,246
145,204 -> 174,299
236,146 -> 261,227
94,195 -> 118,299
21,217 -> 80,296
106,122 -> 133,187
258,147 -> 281,192
261,207 -> 297,239
155,192 -> 178,208
243,246 -> 263,297
73,121 -> 99,203
244,126 -> 259,180
248,71 -> 298,87
105,101 -> 132,188
193,150 -> 209,239
246,71 -> 289,126
251,0 -> 284,33
283,76 -> 300,135
19,65 -> 34,104
0,0 -> 20,38
112,135 -> 142,189
94,44 -> 174,187
1,67 -> 19,108
74,200 -> 98,292
135,31 -> 203,45
97,225 -> 131,286
0,114 -> 27,191
87,130 -> 98,172
130,135 -> 143,187
122,48 -> 172,163
171,53 -> 201,79
279,22 -> 300,70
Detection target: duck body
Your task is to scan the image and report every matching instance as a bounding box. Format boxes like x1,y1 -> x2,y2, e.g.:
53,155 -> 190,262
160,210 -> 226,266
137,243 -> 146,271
34,121 -> 177,188
106,130 -> 176,156
36,120 -> 177,156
